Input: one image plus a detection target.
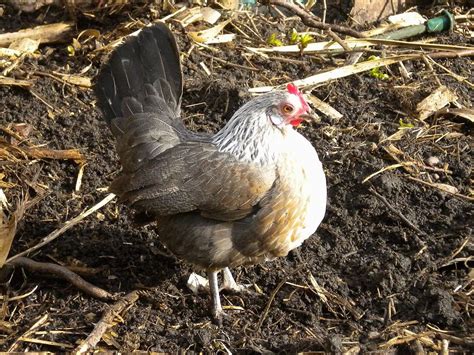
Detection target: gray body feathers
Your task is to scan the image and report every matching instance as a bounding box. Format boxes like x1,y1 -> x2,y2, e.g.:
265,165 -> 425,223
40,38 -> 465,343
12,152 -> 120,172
95,24 -> 325,270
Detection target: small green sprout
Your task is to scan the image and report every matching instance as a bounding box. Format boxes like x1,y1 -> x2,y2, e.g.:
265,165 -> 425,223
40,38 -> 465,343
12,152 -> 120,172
399,118 -> 414,128
267,33 -> 283,47
298,33 -> 314,50
288,29 -> 314,51
367,55 -> 389,80
289,28 -> 299,44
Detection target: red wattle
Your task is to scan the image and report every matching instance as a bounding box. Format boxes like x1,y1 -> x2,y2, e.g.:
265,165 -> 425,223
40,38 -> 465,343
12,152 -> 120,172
290,118 -> 303,127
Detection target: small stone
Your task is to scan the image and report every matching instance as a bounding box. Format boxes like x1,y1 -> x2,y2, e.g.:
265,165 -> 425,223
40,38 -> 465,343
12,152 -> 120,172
426,156 -> 440,166
368,331 -> 380,339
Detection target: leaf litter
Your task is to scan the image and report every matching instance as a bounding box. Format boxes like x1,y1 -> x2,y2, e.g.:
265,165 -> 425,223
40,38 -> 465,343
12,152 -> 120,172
0,1 -> 472,352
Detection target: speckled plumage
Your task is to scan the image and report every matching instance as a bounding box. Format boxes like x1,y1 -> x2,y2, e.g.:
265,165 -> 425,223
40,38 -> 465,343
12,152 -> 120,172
95,23 -> 326,320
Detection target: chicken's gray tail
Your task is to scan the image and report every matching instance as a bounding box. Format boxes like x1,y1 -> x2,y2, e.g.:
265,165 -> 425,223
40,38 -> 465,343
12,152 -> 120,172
95,22 -> 182,125
94,23 -> 186,172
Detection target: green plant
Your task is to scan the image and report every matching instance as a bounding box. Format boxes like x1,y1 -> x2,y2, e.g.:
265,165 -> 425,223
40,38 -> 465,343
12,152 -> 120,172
289,28 -> 299,44
288,29 -> 314,51
367,55 -> 390,80
267,33 -> 283,47
399,118 -> 414,128
298,33 -> 314,50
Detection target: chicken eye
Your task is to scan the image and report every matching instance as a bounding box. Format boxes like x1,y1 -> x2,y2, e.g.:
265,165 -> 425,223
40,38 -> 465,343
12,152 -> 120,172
282,104 -> 294,114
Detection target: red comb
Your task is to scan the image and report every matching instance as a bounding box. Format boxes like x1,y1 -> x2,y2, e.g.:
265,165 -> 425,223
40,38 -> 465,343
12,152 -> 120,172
286,83 -> 300,95
286,83 -> 309,111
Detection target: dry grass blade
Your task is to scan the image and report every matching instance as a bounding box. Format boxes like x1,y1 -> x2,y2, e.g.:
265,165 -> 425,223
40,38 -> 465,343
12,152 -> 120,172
407,176 -> 473,202
8,314 -> 49,352
0,285 -> 38,301
308,272 -> 363,320
188,19 -> 232,44
306,94 -> 343,121
0,76 -> 32,87
16,337 -> 73,349
0,198 -> 27,268
74,290 -> 140,354
362,162 -> 415,183
256,278 -> 286,331
0,23 -> 74,47
250,50 -> 474,93
249,38 -> 472,55
361,38 -> 472,51
416,86 -> 458,121
6,193 -> 116,263
437,108 -> 474,123
308,272 -> 328,303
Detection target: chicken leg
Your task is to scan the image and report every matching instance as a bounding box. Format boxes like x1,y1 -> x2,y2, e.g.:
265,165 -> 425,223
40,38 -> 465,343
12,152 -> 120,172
208,270 -> 223,323
203,268 -> 251,324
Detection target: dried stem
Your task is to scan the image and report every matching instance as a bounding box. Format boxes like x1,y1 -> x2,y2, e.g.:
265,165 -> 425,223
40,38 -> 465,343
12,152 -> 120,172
6,193 -> 116,263
369,187 -> 427,247
261,0 -> 363,38
74,291 -> 140,354
8,257 -> 114,300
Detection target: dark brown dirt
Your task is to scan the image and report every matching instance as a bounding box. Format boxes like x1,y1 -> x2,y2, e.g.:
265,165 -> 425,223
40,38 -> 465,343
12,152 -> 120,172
0,3 -> 472,353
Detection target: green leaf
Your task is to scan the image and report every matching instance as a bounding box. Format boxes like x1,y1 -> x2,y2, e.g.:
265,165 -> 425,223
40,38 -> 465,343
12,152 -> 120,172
367,55 -> 390,80
299,33 -> 314,49
399,118 -> 414,128
267,33 -> 283,47
289,28 -> 300,44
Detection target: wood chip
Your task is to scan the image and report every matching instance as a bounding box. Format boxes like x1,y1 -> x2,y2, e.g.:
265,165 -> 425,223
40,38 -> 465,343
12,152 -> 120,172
417,86 -> 458,121
188,19 -> 232,44
0,22 -> 74,47
0,199 -> 26,268
0,75 -> 32,87
306,94 -> 343,121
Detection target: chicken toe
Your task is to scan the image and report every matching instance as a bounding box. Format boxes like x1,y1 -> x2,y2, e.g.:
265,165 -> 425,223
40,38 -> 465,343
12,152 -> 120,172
221,268 -> 252,293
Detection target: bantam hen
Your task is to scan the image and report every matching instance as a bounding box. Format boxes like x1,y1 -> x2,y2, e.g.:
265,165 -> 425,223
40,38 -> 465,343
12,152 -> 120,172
95,23 -> 327,323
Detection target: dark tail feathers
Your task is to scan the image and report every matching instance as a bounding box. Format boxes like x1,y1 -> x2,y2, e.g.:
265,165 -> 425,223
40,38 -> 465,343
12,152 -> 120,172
95,23 -> 183,125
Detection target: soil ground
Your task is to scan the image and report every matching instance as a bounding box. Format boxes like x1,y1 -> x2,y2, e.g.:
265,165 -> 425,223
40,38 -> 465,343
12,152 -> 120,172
0,3 -> 472,353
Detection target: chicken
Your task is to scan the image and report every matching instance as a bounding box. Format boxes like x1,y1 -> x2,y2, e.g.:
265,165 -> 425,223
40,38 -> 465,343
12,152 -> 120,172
95,23 -> 327,322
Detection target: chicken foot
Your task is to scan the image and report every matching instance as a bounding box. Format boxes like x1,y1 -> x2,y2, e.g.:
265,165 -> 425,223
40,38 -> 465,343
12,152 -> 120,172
221,267 -> 250,293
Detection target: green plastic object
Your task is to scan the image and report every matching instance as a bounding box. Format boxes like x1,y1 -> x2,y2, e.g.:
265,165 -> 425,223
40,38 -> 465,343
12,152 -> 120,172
375,10 -> 455,40
376,25 -> 426,40
426,10 -> 455,33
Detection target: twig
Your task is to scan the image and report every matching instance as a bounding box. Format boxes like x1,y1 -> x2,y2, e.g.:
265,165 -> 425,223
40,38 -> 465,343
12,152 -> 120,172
256,278 -> 286,331
22,146 -> 85,162
261,0 -> 363,38
250,50 -> 474,93
0,76 -> 32,87
6,193 -> 116,263
199,52 -> 259,72
29,89 -> 62,114
8,257 -> 114,300
406,176 -> 474,202
74,290 -> 140,354
327,29 -> 351,52
369,187 -> 427,240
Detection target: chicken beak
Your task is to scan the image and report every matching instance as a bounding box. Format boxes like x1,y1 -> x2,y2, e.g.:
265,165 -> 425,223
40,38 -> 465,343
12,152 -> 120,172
298,111 -> 319,122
